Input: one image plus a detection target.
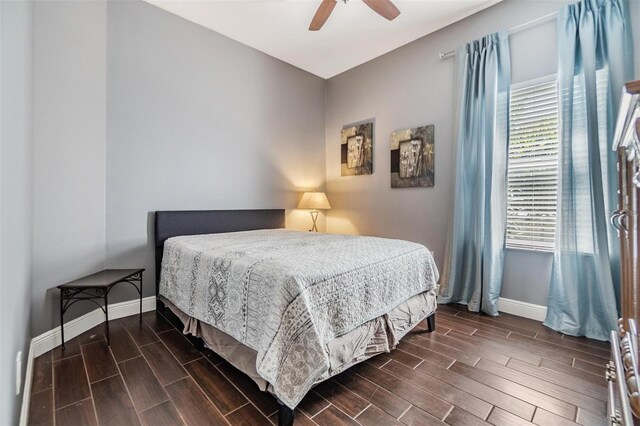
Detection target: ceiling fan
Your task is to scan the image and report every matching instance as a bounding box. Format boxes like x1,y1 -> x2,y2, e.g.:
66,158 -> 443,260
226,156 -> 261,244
309,0 -> 401,31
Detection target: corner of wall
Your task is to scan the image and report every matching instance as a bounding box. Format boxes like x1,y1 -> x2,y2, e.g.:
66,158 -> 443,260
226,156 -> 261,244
31,0 -> 108,336
0,0 -> 35,423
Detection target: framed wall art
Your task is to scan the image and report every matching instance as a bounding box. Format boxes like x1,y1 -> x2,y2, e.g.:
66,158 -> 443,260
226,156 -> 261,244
341,121 -> 373,176
390,125 -> 434,188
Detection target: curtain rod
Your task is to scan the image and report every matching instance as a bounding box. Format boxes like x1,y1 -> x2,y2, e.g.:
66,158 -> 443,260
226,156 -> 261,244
439,10 -> 558,60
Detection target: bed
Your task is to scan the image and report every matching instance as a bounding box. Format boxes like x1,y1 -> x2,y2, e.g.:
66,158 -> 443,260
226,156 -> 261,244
154,209 -> 438,426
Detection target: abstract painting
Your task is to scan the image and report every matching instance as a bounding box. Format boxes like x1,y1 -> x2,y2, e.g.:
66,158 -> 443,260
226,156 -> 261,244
341,121 -> 373,176
390,125 -> 434,188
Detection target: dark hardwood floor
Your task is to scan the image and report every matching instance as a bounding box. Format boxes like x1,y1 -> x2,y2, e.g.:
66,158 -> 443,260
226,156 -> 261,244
28,304 -> 609,425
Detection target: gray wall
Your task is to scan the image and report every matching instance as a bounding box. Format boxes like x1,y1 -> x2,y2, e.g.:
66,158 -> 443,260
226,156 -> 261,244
634,0 -> 640,78
28,0 -> 326,335
0,0 -> 34,423
105,2 -> 326,300
32,0 -> 107,336
325,0 -> 639,307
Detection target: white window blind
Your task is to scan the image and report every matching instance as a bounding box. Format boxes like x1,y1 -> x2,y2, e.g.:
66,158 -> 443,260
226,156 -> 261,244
507,78 -> 559,250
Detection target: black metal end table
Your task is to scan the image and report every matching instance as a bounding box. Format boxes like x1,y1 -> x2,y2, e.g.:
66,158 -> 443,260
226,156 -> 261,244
57,268 -> 145,349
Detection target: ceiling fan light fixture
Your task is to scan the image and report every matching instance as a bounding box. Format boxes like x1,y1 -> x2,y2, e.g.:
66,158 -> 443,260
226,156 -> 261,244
309,0 -> 337,31
362,0 -> 401,21
309,0 -> 400,31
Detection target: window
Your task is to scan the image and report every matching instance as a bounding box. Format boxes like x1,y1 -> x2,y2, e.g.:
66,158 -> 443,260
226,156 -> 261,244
506,77 -> 559,250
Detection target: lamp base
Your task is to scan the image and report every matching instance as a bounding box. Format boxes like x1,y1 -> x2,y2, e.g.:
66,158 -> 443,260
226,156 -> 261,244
309,210 -> 319,232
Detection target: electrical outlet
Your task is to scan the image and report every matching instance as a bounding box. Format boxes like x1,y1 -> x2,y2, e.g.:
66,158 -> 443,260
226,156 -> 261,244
15,351 -> 22,395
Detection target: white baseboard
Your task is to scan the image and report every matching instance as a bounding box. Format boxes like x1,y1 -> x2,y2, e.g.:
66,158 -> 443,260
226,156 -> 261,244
497,297 -> 547,322
32,296 -> 156,358
19,296 -> 156,426
18,340 -> 35,426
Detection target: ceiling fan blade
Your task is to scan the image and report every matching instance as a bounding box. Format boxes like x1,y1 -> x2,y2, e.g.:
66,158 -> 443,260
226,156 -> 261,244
362,0 -> 400,21
309,0 -> 337,31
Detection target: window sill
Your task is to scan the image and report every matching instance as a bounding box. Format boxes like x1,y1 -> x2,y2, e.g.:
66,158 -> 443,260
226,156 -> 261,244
506,245 -> 554,254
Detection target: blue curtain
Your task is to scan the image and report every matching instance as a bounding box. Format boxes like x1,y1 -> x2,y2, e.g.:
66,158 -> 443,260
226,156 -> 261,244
545,0 -> 634,341
439,32 -> 511,316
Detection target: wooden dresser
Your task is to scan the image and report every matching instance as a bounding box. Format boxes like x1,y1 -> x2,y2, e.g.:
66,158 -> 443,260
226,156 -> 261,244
609,80 -> 640,425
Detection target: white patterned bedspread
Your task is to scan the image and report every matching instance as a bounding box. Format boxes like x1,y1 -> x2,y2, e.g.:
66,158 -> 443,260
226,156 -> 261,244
159,229 -> 438,408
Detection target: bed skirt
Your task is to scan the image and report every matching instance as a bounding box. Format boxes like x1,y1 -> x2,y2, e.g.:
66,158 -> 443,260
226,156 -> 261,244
159,289 -> 437,394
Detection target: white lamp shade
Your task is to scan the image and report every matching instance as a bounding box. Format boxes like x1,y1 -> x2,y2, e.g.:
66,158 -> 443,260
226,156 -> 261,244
298,192 -> 331,210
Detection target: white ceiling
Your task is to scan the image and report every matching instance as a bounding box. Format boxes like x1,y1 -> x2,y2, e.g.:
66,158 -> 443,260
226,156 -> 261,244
145,0 -> 502,79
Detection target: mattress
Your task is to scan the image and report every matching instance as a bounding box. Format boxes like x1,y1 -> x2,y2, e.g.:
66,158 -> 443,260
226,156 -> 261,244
159,229 -> 439,408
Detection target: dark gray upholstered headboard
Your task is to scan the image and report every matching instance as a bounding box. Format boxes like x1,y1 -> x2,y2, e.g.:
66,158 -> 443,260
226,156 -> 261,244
154,209 -> 285,293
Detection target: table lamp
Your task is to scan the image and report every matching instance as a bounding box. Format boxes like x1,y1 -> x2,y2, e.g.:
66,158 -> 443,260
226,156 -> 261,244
297,191 -> 331,232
